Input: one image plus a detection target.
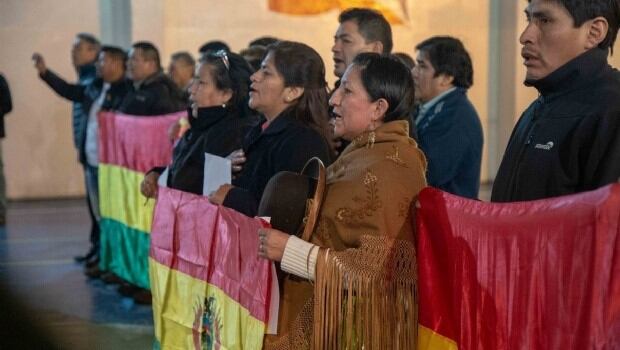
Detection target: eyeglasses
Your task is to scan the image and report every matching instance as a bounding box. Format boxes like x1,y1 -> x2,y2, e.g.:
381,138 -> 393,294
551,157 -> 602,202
213,50 -> 230,71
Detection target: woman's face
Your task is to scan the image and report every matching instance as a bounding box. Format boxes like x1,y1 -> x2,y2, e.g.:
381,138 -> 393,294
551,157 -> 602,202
189,62 -> 231,116
248,52 -> 290,119
329,65 -> 380,141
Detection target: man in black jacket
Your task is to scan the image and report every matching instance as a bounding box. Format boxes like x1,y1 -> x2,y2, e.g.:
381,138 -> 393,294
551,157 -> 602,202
119,41 -> 186,116
492,0 -> 620,202
33,46 -> 131,267
0,74 -> 12,225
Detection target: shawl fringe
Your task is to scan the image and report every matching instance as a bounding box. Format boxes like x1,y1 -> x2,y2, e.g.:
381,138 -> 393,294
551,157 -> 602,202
313,235 -> 418,350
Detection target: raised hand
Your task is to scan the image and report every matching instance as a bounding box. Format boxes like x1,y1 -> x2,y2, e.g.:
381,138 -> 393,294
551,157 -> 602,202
32,53 -> 47,74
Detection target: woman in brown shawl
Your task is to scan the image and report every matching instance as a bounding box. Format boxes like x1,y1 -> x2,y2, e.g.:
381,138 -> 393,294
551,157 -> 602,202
259,53 -> 427,349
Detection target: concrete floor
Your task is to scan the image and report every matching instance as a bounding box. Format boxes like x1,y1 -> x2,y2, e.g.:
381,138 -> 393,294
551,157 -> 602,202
0,199 -> 154,350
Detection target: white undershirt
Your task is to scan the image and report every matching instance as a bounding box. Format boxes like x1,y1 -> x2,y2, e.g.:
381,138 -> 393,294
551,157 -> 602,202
85,83 -> 110,167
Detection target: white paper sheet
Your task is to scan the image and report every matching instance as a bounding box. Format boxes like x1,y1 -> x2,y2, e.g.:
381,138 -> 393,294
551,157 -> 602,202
203,153 -> 232,196
157,167 -> 169,187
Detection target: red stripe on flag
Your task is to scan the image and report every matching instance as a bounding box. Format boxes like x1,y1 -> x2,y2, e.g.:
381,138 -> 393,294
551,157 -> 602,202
98,111 -> 185,173
416,184 -> 620,349
150,187 -> 272,323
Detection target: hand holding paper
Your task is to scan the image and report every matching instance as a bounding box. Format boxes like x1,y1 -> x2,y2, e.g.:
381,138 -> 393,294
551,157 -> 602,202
204,152 -> 232,199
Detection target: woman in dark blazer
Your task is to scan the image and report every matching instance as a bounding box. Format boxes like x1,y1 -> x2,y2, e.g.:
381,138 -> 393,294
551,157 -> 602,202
209,41 -> 332,216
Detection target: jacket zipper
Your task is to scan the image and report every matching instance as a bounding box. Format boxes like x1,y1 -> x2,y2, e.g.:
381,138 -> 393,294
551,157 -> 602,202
505,95 -> 545,198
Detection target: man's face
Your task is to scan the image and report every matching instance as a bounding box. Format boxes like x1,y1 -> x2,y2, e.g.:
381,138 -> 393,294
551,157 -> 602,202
71,38 -> 97,67
168,59 -> 194,89
520,0 -> 591,81
332,20 -> 379,78
128,48 -> 155,81
97,52 -> 123,82
412,51 -> 448,104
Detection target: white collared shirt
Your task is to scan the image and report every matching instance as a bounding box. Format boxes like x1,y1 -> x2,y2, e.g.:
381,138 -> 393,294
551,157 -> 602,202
85,83 -> 110,167
415,87 -> 457,127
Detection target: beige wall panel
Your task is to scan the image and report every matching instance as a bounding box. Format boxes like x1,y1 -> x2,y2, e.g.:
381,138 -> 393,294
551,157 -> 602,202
132,0 -> 165,50
0,0 -> 99,199
611,50 -> 620,68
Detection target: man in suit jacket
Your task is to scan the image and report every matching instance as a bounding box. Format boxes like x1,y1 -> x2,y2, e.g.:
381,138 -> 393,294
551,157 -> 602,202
412,36 -> 483,199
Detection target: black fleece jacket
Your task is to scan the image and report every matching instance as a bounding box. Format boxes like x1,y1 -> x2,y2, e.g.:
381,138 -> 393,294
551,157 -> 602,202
492,48 -> 620,202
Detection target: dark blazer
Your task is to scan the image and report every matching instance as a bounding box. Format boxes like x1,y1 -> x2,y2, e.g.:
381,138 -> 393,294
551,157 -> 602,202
39,70 -> 132,164
159,106 -> 258,195
118,72 -> 186,116
492,48 -> 620,202
224,111 -> 332,216
415,87 -> 483,199
0,74 -> 12,138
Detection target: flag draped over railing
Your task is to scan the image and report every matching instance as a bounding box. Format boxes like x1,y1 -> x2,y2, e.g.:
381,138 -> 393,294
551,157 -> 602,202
98,111 -> 185,289
416,184 -> 620,349
150,187 -> 273,350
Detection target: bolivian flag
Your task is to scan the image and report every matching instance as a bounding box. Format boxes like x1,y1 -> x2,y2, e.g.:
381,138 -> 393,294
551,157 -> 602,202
416,185 -> 620,349
150,187 -> 274,350
98,111 -> 185,289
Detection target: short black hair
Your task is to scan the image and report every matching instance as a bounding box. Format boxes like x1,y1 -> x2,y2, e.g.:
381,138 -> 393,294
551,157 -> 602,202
393,52 -> 415,70
338,8 -> 393,53
248,36 -> 279,48
171,51 -> 195,67
528,0 -> 620,54
76,33 -> 100,48
132,41 -> 161,68
101,45 -> 127,64
199,41 -> 230,54
240,45 -> 267,71
415,36 -> 473,89
352,53 -> 415,123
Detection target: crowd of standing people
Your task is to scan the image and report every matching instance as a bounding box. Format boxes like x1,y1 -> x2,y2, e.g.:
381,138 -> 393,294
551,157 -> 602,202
9,0 -> 620,348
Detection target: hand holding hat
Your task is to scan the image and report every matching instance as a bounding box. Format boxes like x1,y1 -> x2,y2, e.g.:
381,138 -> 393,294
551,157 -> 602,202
140,172 -> 160,199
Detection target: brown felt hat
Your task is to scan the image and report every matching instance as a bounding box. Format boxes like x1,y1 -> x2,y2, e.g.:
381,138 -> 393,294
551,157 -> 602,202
257,157 -> 326,241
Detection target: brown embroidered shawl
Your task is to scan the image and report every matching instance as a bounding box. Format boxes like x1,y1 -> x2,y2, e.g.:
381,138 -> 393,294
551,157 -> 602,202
265,120 -> 427,350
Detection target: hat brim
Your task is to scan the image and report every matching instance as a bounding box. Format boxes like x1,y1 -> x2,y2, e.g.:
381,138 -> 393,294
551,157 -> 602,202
300,157 -> 326,242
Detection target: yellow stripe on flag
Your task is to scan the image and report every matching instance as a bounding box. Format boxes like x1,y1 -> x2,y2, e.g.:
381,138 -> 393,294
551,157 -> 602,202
99,164 -> 155,234
418,325 -> 459,350
150,258 -> 266,350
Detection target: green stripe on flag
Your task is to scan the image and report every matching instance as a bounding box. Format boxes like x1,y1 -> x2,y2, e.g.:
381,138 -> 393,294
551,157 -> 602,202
99,218 -> 151,289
